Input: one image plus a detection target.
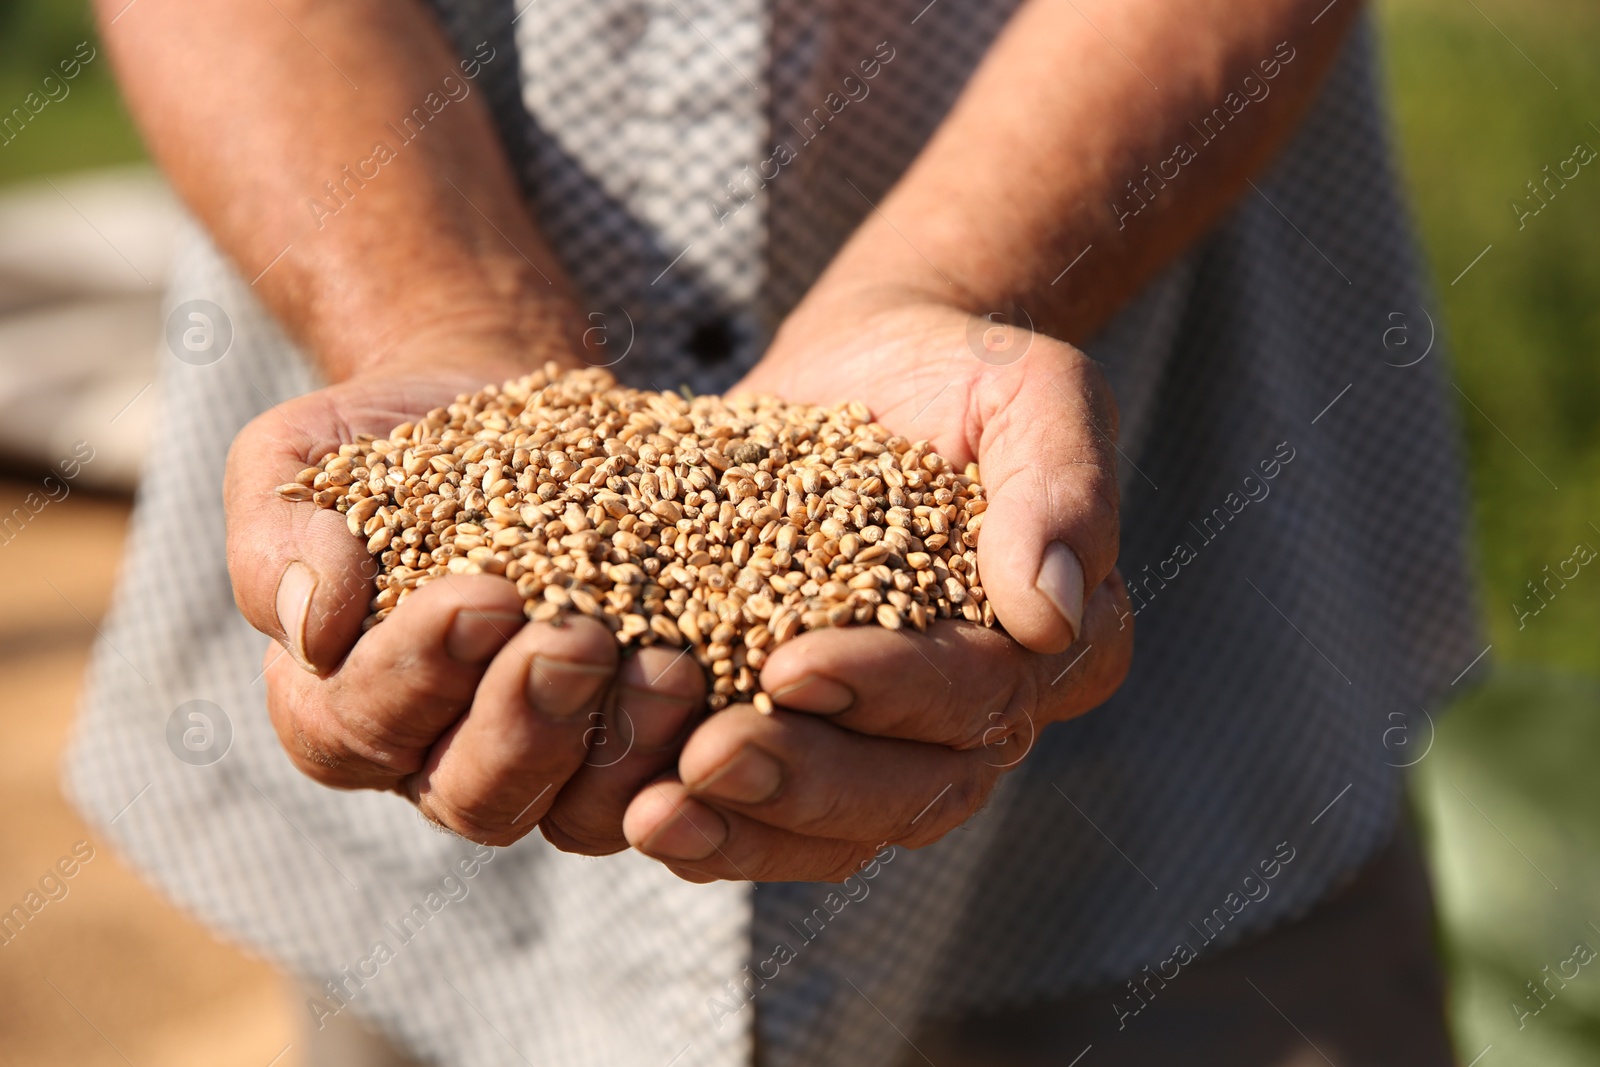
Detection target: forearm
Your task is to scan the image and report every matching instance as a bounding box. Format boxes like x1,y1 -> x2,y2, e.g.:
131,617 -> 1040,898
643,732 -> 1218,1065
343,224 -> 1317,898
98,0 -> 575,380
805,0 -> 1363,344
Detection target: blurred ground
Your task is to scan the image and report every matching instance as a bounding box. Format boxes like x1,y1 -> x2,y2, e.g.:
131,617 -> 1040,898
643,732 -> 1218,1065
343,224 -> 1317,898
0,477 -> 298,1067
1,7 -> 294,1054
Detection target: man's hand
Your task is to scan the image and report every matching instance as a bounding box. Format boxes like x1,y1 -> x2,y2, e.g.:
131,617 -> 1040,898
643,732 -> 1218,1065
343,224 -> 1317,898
618,0 -> 1363,879
621,299 -> 1134,881
103,0 -> 704,849
227,358 -> 705,850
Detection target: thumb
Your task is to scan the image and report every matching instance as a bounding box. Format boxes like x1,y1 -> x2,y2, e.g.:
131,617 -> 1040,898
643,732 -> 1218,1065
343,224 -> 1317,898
974,338 -> 1121,655
225,401 -> 378,674
225,367 -> 553,672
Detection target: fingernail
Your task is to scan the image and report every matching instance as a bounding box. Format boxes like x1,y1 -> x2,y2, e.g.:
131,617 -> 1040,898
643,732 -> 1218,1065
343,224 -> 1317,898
770,675 -> 854,714
526,656 -> 612,719
1036,541 -> 1085,641
446,611 -> 524,664
275,561 -> 318,671
691,745 -> 783,805
643,804 -> 727,861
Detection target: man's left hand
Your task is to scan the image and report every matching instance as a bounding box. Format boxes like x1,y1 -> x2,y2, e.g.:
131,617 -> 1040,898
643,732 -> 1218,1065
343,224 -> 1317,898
623,296 -> 1134,881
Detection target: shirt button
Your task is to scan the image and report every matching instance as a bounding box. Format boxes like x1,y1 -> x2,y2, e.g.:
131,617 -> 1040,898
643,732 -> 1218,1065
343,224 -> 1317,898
603,7 -> 648,59
687,317 -> 735,365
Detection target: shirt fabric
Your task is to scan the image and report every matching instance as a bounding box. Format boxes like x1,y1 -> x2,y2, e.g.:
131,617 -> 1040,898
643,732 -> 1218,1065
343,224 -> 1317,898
66,2 -> 1484,1065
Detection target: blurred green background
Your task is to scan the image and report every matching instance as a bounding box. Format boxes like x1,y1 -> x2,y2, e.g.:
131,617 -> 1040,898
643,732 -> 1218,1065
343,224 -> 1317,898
1381,0 -> 1600,1062
3,0 -> 1598,1061
0,2 -> 141,183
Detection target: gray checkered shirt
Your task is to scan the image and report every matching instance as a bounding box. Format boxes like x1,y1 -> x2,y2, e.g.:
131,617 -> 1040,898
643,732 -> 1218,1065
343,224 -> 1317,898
68,2 -> 1483,1064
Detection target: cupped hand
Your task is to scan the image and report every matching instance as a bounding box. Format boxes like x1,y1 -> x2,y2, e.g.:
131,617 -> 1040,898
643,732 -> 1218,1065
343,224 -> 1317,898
227,358 -> 703,850
623,296 -> 1134,881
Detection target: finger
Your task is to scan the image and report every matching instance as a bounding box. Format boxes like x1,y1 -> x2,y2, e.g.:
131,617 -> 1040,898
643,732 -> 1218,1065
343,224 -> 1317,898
225,376 -> 497,673
972,340 -> 1120,654
539,644 -> 707,855
761,624 -> 1017,747
757,572 -> 1133,748
625,778 -> 880,883
263,573 -> 525,789
408,614 -> 618,845
676,705 -> 995,848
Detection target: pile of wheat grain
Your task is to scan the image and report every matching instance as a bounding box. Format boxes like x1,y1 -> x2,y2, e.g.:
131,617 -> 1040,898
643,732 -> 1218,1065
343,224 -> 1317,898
278,364 -> 993,708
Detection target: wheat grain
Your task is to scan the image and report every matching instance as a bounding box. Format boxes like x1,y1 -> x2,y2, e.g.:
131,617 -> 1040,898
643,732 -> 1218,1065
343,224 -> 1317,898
276,364 -> 995,709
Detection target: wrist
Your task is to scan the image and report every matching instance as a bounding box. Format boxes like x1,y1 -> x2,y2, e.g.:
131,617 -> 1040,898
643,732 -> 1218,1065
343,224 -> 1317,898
751,288 -> 993,418
317,293 -> 588,385
771,270 -> 998,365
800,250 -> 980,321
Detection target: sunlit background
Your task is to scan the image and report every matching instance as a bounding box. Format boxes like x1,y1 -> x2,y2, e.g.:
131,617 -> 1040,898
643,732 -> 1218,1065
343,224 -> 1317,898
1,0 -> 1597,1062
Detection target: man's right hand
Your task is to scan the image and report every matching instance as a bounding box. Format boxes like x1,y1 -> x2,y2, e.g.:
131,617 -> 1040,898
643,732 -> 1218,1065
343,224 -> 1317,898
100,0 -> 704,850
225,361 -> 705,850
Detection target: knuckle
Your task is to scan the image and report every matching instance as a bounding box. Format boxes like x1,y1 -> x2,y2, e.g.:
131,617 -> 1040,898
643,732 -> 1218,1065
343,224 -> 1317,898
1091,634 -> 1134,711
1059,573 -> 1134,716
316,664 -> 471,774
665,863 -> 722,884
1055,360 -> 1122,527
894,762 -> 992,850
286,746 -> 361,790
818,844 -> 883,884
268,678 -> 374,789
285,732 -> 384,790
950,667 -> 1030,751
1087,452 -> 1121,511
1071,461 -> 1121,546
420,793 -> 530,848
1076,356 -> 1121,443
540,814 -> 627,856
791,778 -> 857,838
1101,654 -> 1132,706
322,703 -> 436,777
271,674 -> 424,787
